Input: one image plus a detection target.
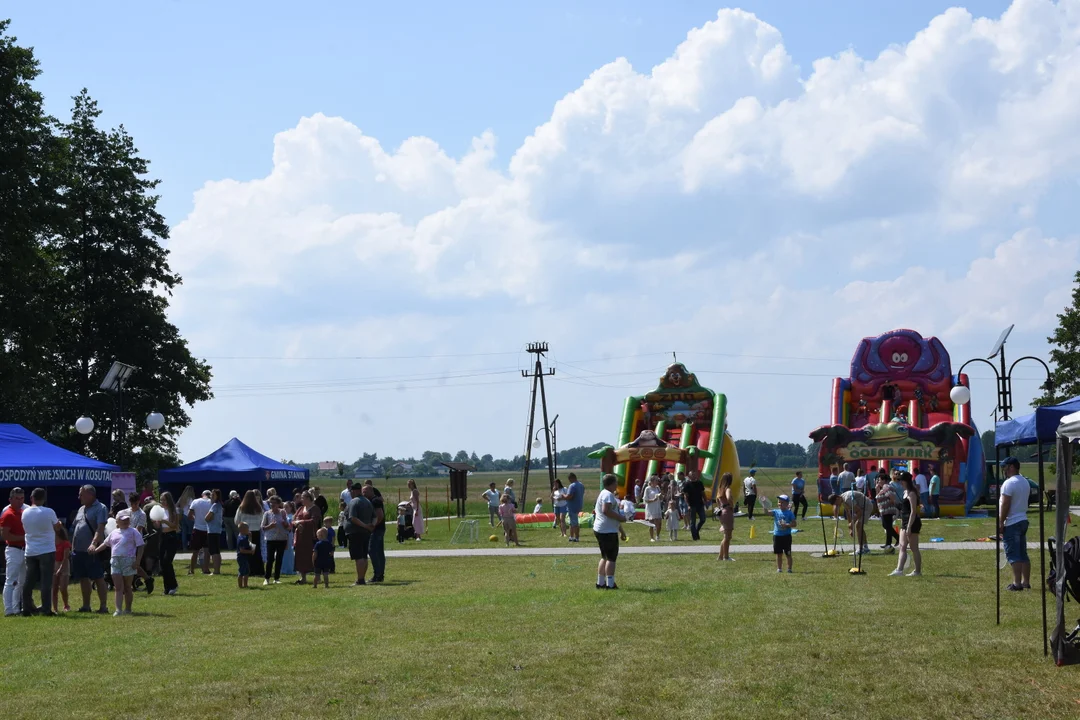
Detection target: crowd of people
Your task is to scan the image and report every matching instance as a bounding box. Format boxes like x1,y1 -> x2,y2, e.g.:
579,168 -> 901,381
0,476 -> 415,618
2,457 -> 1034,607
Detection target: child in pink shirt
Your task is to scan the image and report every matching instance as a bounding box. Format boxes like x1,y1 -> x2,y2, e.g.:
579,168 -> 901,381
90,510 -> 145,616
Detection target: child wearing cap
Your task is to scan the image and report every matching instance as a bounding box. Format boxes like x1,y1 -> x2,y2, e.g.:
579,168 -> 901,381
89,510 -> 145,616
770,495 -> 797,573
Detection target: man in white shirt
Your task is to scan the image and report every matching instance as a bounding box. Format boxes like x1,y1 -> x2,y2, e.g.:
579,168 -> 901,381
187,490 -> 213,575
340,480 -> 353,507
742,469 -> 759,520
914,468 -> 929,515
998,457 -> 1031,591
19,488 -> 62,615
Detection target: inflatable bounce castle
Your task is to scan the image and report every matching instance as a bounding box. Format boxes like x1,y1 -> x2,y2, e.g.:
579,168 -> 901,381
588,362 -> 740,502
809,329 -> 985,516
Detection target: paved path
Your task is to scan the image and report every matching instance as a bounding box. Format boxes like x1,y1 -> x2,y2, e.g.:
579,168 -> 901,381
215,540 -> 1041,561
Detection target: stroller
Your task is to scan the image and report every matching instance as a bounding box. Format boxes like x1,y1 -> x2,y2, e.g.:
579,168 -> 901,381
396,502 -> 415,543
1048,535 -> 1080,664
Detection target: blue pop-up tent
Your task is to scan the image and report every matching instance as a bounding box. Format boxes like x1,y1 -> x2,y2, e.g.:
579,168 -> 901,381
992,397 -> 1080,658
995,397 -> 1080,447
0,423 -> 118,521
158,437 -> 309,500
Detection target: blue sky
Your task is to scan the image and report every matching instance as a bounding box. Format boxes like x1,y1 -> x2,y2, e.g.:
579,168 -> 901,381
6,0 -> 1076,463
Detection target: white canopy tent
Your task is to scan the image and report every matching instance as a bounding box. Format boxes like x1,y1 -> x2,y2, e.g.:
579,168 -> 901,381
1051,411 -> 1080,664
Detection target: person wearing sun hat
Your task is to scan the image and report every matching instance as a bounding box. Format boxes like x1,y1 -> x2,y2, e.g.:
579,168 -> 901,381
769,494 -> 797,573
998,457 -> 1031,591
90,508 -> 145,616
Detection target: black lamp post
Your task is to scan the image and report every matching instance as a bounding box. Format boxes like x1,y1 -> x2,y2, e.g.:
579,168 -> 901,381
953,327 -> 1053,655
533,414 -> 559,498
75,361 -> 165,468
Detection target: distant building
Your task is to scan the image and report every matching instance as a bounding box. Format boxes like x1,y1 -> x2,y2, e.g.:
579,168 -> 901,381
392,462 -> 414,474
353,464 -> 379,479
317,461 -> 338,475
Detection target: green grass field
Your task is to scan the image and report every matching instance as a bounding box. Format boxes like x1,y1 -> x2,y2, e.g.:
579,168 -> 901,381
0,550 -> 1071,719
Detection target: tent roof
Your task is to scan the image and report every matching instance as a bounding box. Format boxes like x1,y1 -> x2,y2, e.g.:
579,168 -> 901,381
0,424 -> 118,483
995,397 -> 1080,447
1058,410 -> 1080,441
159,437 -> 305,476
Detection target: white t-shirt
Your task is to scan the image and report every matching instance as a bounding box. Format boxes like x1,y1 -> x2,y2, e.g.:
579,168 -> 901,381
643,486 -> 663,519
483,489 -> 501,508
854,474 -> 867,492
914,474 -> 928,494
190,497 -> 213,532
552,489 -> 567,509
20,505 -> 58,556
593,489 -> 621,534
743,477 -> 757,497
999,475 -> 1030,527
340,488 -> 352,505
533,501 -> 544,514
837,471 -> 856,491
620,498 -> 636,522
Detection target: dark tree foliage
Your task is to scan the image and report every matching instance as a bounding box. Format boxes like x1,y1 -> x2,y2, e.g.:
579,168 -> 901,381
0,23 -> 212,476
1036,270 -> 1080,406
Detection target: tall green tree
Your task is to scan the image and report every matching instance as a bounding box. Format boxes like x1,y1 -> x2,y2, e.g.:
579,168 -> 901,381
29,89 -> 209,476
1035,269 -> 1080,406
0,21 -> 64,432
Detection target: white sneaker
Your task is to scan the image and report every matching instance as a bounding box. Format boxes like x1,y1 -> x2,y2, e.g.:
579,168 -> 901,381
650,538 -> 656,543
263,579 -> 269,586
888,570 -> 904,577
906,571 -> 921,577
112,610 -> 123,617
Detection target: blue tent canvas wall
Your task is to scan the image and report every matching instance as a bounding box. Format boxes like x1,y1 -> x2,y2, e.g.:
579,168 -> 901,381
0,424 -> 118,522
158,438 -> 309,499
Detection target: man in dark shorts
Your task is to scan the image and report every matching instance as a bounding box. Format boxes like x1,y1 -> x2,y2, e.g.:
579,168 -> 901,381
70,485 -> 109,613
593,474 -> 625,590
363,485 -> 386,583
187,490 -> 213,574
682,471 -> 707,540
346,484 -> 374,586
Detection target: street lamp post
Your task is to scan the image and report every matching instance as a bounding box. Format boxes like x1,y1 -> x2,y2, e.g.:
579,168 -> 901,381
75,360 -> 165,468
953,330 -> 1052,656
532,414 -> 559,498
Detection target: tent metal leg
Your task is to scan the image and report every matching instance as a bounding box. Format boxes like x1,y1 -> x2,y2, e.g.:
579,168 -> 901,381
1038,442 -> 1047,657
996,445 -> 1001,626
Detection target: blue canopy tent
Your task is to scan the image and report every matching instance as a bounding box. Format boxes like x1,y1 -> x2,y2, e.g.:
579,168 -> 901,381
993,396 -> 1080,658
157,438 -> 309,501
0,423 -> 118,522
995,397 -> 1080,447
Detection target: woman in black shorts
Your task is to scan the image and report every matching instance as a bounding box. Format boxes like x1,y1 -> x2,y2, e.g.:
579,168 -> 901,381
593,474 -> 626,590
889,471 -> 922,577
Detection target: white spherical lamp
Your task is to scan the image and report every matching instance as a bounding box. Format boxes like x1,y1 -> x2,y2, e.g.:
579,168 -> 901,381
75,416 -> 95,435
146,412 -> 165,431
532,438 -> 541,449
949,385 -> 972,406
